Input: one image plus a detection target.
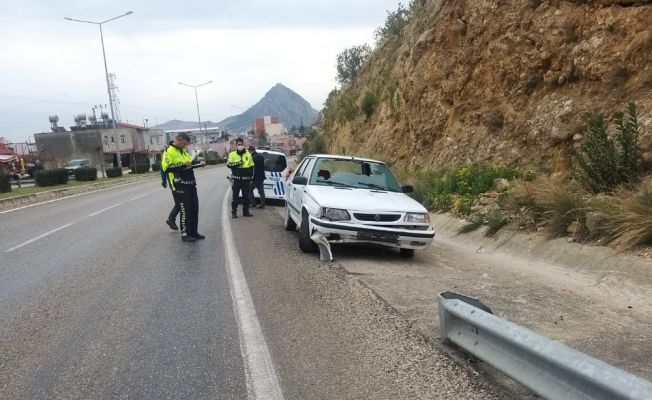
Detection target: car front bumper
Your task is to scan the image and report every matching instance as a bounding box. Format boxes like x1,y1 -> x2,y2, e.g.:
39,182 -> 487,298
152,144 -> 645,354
309,217 -> 435,250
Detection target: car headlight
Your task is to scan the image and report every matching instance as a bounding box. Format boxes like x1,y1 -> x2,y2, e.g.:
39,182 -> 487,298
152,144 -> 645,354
405,213 -> 430,223
322,208 -> 351,221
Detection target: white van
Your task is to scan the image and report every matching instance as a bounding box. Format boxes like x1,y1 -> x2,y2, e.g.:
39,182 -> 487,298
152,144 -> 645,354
254,149 -> 289,202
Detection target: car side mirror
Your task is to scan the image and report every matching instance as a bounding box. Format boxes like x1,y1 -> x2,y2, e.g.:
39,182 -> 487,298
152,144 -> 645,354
292,176 -> 308,185
401,185 -> 414,194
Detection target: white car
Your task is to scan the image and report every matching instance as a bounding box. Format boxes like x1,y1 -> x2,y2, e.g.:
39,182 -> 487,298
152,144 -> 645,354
254,149 -> 290,202
284,154 -> 435,259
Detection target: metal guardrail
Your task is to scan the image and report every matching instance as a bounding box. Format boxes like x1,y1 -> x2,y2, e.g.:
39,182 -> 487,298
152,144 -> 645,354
438,291 -> 652,400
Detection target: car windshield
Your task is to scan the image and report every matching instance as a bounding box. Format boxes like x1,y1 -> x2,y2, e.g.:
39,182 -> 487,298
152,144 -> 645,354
309,158 -> 402,192
68,160 -> 85,166
261,153 -> 287,172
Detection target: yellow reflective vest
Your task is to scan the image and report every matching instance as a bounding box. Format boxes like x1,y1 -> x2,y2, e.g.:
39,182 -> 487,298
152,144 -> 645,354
227,150 -> 254,179
162,145 -> 195,190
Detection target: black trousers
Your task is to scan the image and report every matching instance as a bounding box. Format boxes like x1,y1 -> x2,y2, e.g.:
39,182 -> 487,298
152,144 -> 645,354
251,180 -> 265,205
231,179 -> 251,213
168,190 -> 181,222
177,185 -> 199,236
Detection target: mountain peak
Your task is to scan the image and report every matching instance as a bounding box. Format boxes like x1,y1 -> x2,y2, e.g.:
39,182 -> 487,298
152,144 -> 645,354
156,84 -> 318,133
219,84 -> 319,132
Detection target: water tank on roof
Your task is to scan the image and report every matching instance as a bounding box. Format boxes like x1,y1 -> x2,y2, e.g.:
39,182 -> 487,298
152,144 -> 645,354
49,115 -> 60,131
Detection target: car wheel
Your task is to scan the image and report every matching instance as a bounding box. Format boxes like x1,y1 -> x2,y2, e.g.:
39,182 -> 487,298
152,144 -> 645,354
400,248 -> 415,258
284,205 -> 297,231
299,211 -> 318,253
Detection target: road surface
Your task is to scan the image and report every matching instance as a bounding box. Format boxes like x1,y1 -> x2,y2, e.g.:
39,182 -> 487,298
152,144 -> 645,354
0,166 -> 504,400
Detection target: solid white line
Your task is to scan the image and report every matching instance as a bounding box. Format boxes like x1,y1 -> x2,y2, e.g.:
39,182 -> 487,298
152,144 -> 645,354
88,203 -> 123,217
128,193 -> 148,202
221,190 -> 284,400
5,223 -> 74,253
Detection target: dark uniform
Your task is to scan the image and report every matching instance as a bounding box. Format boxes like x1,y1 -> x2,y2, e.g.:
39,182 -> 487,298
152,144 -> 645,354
250,150 -> 266,208
227,149 -> 254,217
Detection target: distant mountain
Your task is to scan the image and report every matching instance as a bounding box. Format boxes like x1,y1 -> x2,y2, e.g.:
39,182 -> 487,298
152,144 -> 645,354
156,84 -> 319,134
155,119 -> 218,131
219,84 -> 319,133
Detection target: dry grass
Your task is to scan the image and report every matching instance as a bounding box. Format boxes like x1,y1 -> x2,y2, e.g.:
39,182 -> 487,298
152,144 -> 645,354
589,187 -> 652,250
506,179 -> 586,237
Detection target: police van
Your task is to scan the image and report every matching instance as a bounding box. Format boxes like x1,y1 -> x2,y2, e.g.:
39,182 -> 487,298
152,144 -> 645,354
254,148 -> 289,202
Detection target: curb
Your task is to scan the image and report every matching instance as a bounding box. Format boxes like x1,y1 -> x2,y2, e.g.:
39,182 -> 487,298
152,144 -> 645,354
431,213 -> 652,287
0,175 -> 158,212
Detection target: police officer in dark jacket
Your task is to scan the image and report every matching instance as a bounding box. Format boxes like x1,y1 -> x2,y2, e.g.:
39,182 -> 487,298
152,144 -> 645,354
248,146 -> 266,209
161,141 -> 181,230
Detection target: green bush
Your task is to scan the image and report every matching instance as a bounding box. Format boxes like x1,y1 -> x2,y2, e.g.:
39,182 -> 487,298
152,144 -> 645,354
133,164 -> 150,174
106,167 -> 123,178
374,2 -> 413,45
35,168 -> 68,187
74,167 -> 97,181
426,163 -> 521,215
152,163 -> 161,171
336,44 -> 371,85
361,90 -> 378,119
0,170 -> 10,193
301,132 -> 327,160
574,102 -> 641,192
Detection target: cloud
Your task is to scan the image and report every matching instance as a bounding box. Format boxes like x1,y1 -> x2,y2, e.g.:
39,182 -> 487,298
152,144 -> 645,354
0,0 -> 402,141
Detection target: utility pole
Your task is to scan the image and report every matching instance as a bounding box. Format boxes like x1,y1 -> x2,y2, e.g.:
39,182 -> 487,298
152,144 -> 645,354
178,81 -> 212,155
65,11 -> 133,169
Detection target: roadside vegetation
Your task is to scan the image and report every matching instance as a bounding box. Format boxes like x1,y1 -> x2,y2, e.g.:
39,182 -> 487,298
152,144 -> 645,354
405,102 -> 651,250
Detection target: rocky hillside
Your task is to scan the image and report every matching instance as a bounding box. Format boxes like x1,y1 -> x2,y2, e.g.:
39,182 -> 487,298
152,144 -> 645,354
219,84 -> 319,133
321,0 -> 652,173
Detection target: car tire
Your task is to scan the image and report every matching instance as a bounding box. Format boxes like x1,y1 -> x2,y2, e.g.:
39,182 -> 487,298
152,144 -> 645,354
284,205 -> 297,231
400,248 -> 415,258
299,211 -> 318,253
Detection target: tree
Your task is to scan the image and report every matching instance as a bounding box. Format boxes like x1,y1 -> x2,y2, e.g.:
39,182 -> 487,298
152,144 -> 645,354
374,2 -> 413,45
336,44 -> 372,86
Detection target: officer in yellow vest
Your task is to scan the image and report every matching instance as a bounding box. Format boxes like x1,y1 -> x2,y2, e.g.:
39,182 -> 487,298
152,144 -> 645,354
227,137 -> 254,218
162,133 -> 206,242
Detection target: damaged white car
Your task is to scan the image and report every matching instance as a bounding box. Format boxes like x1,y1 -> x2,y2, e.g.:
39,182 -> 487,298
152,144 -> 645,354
284,154 -> 435,260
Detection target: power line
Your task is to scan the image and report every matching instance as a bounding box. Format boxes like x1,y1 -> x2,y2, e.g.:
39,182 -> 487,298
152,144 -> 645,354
0,82 -> 104,114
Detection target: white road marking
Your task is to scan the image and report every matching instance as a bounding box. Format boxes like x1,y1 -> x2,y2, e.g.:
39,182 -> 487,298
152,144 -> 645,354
221,190 -> 284,400
0,178 -> 157,215
88,203 -> 123,217
5,223 -> 74,253
127,193 -> 149,202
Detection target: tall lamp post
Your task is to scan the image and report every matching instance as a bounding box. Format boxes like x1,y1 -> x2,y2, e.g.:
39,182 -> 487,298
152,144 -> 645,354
65,11 -> 133,169
178,81 -> 212,155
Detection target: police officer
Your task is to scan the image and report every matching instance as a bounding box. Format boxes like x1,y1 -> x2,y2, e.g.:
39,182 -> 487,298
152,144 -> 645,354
161,140 -> 181,231
162,133 -> 206,242
227,138 -> 254,218
248,146 -> 266,209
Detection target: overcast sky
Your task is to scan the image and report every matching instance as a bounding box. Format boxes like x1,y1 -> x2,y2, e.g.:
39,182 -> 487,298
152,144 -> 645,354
0,0 -> 402,142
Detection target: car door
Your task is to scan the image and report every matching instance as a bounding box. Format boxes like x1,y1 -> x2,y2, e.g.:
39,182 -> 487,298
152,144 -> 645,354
288,157 -> 314,218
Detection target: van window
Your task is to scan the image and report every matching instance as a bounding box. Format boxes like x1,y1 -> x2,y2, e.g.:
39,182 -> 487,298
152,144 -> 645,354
261,153 -> 287,172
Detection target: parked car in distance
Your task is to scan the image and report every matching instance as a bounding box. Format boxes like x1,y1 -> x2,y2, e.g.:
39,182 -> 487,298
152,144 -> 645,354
284,154 -> 435,258
254,149 -> 290,202
65,159 -> 92,175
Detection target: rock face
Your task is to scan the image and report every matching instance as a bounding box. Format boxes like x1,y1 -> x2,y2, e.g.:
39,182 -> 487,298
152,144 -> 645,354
321,0 -> 652,172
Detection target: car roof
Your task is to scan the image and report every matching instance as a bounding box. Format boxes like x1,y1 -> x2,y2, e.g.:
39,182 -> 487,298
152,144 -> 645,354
305,154 -> 385,164
257,149 -> 286,157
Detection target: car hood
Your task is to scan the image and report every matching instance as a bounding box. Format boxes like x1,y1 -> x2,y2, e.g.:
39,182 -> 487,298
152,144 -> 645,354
305,186 -> 427,213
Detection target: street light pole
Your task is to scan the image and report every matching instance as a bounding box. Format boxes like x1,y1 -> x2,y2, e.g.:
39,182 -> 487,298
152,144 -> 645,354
65,11 -> 133,169
179,81 -> 212,155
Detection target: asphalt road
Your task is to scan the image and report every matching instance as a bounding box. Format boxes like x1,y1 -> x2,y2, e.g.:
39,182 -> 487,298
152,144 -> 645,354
0,166 -> 504,400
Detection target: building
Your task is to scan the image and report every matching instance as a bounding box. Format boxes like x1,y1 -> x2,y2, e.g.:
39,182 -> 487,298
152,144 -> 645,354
0,139 -> 19,174
253,116 -> 286,138
165,126 -> 225,146
34,114 -> 165,170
